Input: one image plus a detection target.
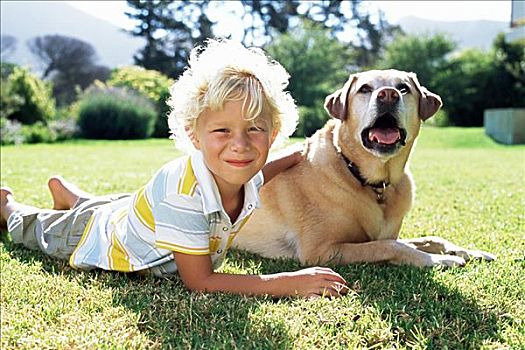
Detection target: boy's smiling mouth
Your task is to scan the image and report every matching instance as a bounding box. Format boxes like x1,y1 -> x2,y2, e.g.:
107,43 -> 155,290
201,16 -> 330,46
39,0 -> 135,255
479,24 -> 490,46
225,159 -> 254,167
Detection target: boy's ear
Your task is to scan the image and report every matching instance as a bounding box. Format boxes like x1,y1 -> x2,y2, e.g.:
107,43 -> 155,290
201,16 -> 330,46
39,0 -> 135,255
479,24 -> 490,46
192,138 -> 200,150
270,128 -> 278,145
187,126 -> 200,150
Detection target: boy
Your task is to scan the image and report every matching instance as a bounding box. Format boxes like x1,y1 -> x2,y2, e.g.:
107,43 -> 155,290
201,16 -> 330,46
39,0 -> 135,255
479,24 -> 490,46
0,39 -> 348,298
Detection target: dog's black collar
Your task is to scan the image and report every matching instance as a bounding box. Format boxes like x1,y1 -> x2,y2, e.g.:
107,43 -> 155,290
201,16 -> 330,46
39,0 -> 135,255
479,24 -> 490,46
340,152 -> 389,204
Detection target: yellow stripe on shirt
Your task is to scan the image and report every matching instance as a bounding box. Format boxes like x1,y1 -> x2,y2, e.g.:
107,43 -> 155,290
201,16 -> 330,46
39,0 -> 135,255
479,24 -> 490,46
178,158 -> 197,196
236,215 -> 252,233
109,232 -> 133,272
226,215 -> 254,249
226,233 -> 237,250
209,236 -> 222,253
133,186 -> 155,232
156,240 -> 210,255
69,214 -> 96,268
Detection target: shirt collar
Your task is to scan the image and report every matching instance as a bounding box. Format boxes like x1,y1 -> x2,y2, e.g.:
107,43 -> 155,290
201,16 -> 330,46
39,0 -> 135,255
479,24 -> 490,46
190,151 -> 262,221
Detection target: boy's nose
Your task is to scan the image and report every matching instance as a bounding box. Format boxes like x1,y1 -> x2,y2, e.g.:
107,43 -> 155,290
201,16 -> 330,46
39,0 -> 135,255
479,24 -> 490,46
230,133 -> 251,152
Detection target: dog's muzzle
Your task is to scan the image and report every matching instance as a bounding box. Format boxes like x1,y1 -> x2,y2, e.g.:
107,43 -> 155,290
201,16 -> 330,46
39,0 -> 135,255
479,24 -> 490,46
361,113 -> 407,154
361,88 -> 407,154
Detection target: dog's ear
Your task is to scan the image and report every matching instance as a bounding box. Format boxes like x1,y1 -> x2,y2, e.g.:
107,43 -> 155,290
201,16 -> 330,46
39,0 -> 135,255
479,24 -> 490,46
324,74 -> 358,120
408,73 -> 443,121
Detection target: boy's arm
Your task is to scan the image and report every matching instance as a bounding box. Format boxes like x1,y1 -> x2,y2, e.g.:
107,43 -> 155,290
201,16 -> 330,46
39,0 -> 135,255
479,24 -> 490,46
173,252 -> 348,298
262,151 -> 303,184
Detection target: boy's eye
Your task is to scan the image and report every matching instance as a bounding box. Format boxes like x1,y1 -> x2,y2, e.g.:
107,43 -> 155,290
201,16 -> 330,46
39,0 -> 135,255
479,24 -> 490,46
249,126 -> 265,132
212,128 -> 229,133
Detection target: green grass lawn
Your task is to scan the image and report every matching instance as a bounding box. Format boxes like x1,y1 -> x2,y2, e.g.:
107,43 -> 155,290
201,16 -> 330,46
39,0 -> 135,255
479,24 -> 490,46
1,127 -> 524,349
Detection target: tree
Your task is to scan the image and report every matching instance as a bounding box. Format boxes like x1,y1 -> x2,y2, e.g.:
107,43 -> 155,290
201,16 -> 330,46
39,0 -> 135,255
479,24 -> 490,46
126,0 -> 349,74
379,33 -> 456,90
267,21 -> 352,107
238,1 -> 300,45
439,34 -> 525,126
52,64 -> 111,105
379,33 -> 490,125
1,62 -> 18,80
434,49 -> 493,126
27,35 -> 97,79
126,0 -> 212,78
1,35 -> 17,60
27,34 -> 110,105
351,9 -> 403,68
487,33 -> 525,109
239,0 -> 400,53
126,1 -> 399,78
380,32 -> 525,126
267,21 -> 353,136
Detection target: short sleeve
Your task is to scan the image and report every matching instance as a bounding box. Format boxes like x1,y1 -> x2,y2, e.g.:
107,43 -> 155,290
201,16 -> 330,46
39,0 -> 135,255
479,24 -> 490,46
152,194 -> 210,255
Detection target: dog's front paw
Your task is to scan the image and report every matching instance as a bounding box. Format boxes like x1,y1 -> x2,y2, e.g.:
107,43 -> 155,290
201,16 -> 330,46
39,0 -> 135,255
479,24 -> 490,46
437,240 -> 497,263
449,247 -> 497,262
429,254 -> 466,267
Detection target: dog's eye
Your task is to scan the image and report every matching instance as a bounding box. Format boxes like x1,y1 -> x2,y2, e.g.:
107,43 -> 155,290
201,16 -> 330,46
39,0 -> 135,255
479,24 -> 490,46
358,84 -> 373,93
397,83 -> 411,95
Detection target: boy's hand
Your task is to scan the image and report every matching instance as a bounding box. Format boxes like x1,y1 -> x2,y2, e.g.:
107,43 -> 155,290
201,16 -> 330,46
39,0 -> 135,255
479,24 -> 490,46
272,266 -> 349,298
262,150 -> 303,183
174,252 -> 348,298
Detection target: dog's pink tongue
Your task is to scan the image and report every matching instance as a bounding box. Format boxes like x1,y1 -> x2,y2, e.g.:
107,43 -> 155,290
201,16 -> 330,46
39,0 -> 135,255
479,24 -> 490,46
369,128 -> 400,144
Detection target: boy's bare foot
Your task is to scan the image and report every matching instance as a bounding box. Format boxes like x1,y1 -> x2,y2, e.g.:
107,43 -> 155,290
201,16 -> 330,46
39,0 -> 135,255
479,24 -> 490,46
48,176 -> 91,210
1,187 -> 15,230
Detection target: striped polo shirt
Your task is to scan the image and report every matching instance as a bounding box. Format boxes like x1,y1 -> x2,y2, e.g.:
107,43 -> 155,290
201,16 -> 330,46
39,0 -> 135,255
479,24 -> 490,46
69,151 -> 263,275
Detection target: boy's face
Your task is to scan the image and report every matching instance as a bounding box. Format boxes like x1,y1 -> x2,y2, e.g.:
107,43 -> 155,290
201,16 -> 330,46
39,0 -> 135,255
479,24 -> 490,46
193,100 -> 276,194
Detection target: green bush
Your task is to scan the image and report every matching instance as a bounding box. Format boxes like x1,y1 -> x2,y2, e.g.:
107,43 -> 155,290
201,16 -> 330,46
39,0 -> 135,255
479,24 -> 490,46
78,86 -> 156,139
107,66 -> 174,137
0,79 -> 24,120
1,66 -> 56,125
154,88 -> 172,138
379,33 -> 525,126
424,109 -> 449,127
20,121 -> 57,144
266,21 -> 351,108
1,62 -> 18,80
0,117 -> 77,145
0,117 -> 24,145
266,21 -> 351,137
296,102 -> 329,137
48,118 -> 79,141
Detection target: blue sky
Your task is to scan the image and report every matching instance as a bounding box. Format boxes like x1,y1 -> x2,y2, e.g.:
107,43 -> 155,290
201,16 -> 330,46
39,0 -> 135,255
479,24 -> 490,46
67,0 -> 512,31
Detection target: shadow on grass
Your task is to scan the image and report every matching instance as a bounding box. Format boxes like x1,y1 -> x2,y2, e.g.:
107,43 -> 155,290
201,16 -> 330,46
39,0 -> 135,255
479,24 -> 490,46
0,238 -> 292,349
2,236 -> 508,349
230,249 -> 506,349
346,264 -> 502,348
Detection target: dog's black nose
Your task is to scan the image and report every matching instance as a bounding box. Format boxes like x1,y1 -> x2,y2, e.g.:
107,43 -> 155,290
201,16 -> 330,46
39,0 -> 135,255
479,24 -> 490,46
377,88 -> 400,104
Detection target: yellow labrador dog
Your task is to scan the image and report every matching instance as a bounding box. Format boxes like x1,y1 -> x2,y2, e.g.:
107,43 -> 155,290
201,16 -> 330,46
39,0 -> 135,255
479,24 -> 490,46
234,69 -> 495,267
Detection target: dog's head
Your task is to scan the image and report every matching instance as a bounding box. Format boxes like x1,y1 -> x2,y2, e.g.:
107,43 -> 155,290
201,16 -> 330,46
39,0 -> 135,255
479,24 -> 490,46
324,70 -> 442,157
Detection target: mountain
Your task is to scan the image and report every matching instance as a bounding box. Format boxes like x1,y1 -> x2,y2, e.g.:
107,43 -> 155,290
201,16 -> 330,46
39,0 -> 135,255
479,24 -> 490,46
398,16 -> 509,51
0,1 -> 144,72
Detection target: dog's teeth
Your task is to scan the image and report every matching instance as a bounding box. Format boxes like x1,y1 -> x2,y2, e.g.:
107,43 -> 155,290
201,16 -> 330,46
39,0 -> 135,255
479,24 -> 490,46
369,131 -> 377,143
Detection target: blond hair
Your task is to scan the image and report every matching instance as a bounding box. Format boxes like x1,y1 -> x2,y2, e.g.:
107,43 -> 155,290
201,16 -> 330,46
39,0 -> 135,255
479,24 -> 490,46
167,39 -> 298,153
